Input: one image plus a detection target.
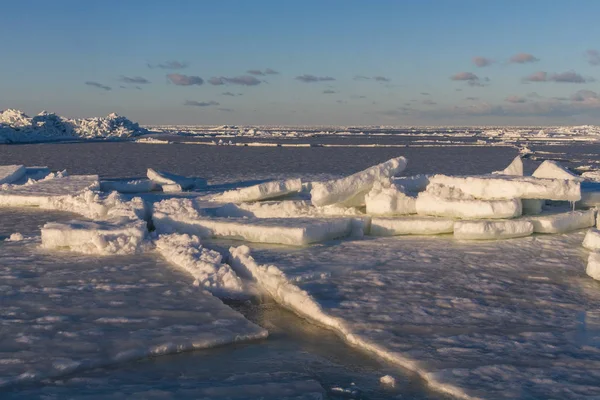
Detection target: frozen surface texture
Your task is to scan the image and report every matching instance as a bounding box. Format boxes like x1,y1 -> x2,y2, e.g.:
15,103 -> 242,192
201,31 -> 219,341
0,109 -> 147,143
428,174 -> 581,201
210,200 -> 362,219
235,233 -> 600,400
584,228 -> 600,251
587,252 -> 600,280
154,233 -> 245,296
365,181 -> 417,216
369,216 -> 454,236
311,156 -> 407,207
213,179 -> 302,203
100,179 -> 156,193
527,210 -> 596,233
532,160 -> 582,181
147,168 -> 206,191
492,155 -> 523,176
454,219 -> 534,240
0,165 -> 26,184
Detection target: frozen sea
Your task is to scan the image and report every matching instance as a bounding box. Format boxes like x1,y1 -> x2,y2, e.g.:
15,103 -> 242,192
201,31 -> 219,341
2,132 -> 600,399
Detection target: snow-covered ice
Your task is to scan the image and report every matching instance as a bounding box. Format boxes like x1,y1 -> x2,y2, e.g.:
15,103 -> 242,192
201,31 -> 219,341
583,228 -> 600,251
380,375 -> 396,388
532,160 -> 582,181
454,219 -> 534,240
492,155 -> 523,176
365,181 -> 417,215
154,233 -> 245,296
587,252 -> 600,280
369,216 -> 454,236
147,168 -> 206,191
522,199 -> 545,215
213,179 -> 302,203
527,209 -> 595,234
5,232 -> 24,242
0,165 -> 26,184
210,200 -> 362,219
100,179 -> 156,193
41,219 -> 148,255
311,156 -> 407,207
428,174 -> 581,201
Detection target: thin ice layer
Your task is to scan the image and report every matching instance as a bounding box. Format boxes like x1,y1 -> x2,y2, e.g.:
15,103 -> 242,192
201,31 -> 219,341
213,179 -> 302,203
0,233 -> 267,389
532,160 -> 582,181
583,228 -> 600,251
416,189 -> 522,219
310,156 -> 407,207
154,209 -> 353,245
369,216 -> 454,236
41,219 -> 148,255
0,165 -> 26,184
154,233 -> 245,296
527,210 -> 596,233
209,200 -> 362,219
454,220 -> 533,240
147,168 -> 206,190
100,179 -> 156,193
428,174 -> 581,201
234,232 -> 600,400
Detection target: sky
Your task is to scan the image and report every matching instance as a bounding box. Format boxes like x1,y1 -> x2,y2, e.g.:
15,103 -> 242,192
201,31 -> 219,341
1,0 -> 600,126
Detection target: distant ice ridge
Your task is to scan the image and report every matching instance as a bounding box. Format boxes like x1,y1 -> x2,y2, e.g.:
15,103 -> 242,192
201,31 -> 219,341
0,109 -> 147,143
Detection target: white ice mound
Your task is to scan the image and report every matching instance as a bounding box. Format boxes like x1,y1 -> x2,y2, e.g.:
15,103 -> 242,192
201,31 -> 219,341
365,181 -> 416,215
0,109 -> 147,143
311,156 -> 407,207
41,219 -> 148,255
582,171 -> 600,182
454,220 -> 534,240
532,160 -> 582,181
100,179 -> 157,193
416,184 -> 522,219
213,179 -> 302,203
583,229 -> 600,251
147,168 -> 206,192
527,210 -> 595,233
587,252 -> 600,280
492,155 -> 523,176
154,233 -> 244,296
369,216 -> 454,236
428,174 -> 581,201
0,165 -> 26,184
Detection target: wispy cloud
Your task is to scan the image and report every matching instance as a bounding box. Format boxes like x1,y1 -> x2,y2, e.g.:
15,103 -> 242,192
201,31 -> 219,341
85,81 -> 111,91
184,100 -> 220,107
423,99 -> 437,105
473,56 -> 493,67
523,70 -> 593,83
505,95 -> 527,103
323,89 -> 336,94
465,97 -> 479,101
218,108 -> 234,112
420,92 -> 430,96
296,74 -> 335,83
586,50 -> 600,66
119,76 -> 150,84
222,92 -> 241,96
247,68 -> 279,76
509,53 -> 539,64
373,76 -> 391,82
571,89 -> 598,102
353,75 -> 391,82
208,75 -> 262,86
450,72 -> 487,86
167,73 -> 204,86
148,61 -> 189,70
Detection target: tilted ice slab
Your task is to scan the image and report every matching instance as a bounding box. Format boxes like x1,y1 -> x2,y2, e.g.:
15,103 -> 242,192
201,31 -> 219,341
41,218 -> 148,255
365,182 -> 417,215
213,179 -> 303,203
0,165 -> 26,184
454,220 -> 533,240
369,216 -> 454,236
147,168 -> 206,192
526,209 -> 595,234
492,155 -> 523,176
391,174 -> 430,193
231,233 -> 600,399
154,233 -> 245,296
100,179 -> 157,193
0,232 -> 267,389
416,189 -> 522,219
209,200 -> 362,219
583,228 -> 600,251
532,160 -> 582,181
310,156 -> 407,207
428,174 -> 581,201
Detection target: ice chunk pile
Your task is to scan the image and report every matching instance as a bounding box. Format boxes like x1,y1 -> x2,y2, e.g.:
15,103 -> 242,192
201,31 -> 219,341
147,168 -> 207,192
311,156 -> 407,206
213,178 -> 302,203
365,181 -> 417,215
100,179 -> 157,193
0,109 -> 147,143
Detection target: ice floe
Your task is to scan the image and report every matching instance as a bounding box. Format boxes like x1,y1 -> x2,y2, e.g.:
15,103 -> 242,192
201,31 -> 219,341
454,219 -> 534,240
147,168 -> 206,192
532,160 -> 582,181
0,165 -> 26,184
369,216 -> 454,236
213,179 -> 302,203
365,181 -> 417,216
100,179 -> 157,193
527,209 -> 595,233
492,155 -> 523,176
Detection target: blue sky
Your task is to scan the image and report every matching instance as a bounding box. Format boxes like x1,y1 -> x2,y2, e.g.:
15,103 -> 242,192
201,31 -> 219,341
1,0 -> 600,125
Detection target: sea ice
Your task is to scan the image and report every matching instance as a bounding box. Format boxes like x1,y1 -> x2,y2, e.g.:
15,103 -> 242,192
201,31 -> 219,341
5,232 -> 24,242
526,209 -> 595,233
416,185 -> 522,219
154,233 -> 245,296
587,252 -> 600,280
522,199 -> 545,215
365,181 -> 417,215
369,216 -> 454,236
310,156 -> 407,207
391,174 -> 430,192
492,155 -> 523,176
454,220 -> 534,240
213,179 -> 302,203
100,179 -> 157,193
379,375 -> 396,388
147,168 -> 206,191
210,200 -> 362,219
428,174 -> 581,201
532,160 -> 582,181
583,228 -> 600,251
0,165 -> 26,184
